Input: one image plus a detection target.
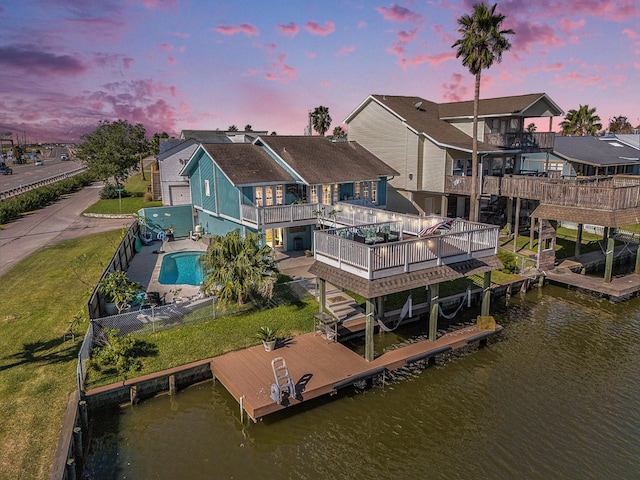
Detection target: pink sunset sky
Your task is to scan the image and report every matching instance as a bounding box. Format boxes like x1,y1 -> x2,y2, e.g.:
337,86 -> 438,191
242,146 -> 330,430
0,0 -> 638,143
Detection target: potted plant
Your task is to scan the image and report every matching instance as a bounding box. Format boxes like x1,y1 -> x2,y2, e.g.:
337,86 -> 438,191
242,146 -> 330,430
255,326 -> 278,352
98,270 -> 143,315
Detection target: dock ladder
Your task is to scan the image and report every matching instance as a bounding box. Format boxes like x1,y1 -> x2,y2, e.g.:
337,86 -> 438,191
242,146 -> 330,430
270,357 -> 297,405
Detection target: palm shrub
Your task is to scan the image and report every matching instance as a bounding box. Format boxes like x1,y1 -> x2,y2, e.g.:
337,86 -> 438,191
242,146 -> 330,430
200,229 -> 279,306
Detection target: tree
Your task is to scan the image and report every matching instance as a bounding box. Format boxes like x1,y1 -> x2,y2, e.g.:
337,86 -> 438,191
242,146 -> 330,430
244,124 -> 253,132
76,120 -> 148,186
150,132 -> 170,156
332,126 -> 346,138
311,106 -> 332,136
228,125 -> 238,132
200,230 -> 279,306
453,2 -> 514,222
526,123 -> 537,133
559,105 -> 602,136
608,116 -> 634,134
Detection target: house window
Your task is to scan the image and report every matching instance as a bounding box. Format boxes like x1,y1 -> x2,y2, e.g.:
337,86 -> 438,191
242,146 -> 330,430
333,184 -> 339,203
509,118 -> 519,131
265,186 -> 273,206
310,185 -> 318,203
255,187 -> 263,206
354,182 -> 360,199
322,185 -> 332,204
276,185 -> 283,205
371,182 -> 377,203
362,182 -> 369,199
204,180 -> 210,197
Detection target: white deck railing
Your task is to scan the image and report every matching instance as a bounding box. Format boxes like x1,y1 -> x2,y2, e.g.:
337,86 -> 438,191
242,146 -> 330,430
314,222 -> 499,280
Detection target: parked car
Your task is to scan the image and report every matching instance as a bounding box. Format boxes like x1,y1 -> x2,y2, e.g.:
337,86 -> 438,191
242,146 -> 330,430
35,160 -> 43,166
61,154 -> 69,161
0,163 -> 12,175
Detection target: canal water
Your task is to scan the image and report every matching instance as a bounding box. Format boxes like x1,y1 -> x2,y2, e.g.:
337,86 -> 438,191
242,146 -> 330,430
83,285 -> 640,479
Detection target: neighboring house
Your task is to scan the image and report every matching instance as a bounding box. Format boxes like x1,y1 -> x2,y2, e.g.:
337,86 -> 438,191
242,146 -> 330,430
180,135 -> 398,252
344,93 -> 564,217
158,131 -> 262,206
553,134 -> 640,177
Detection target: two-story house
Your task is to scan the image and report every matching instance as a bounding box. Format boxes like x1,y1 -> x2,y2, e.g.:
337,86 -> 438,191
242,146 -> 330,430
179,135 -> 399,252
344,93 -> 564,218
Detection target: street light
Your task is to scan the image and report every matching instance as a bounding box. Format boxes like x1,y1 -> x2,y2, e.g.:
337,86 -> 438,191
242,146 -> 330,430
116,188 -> 124,214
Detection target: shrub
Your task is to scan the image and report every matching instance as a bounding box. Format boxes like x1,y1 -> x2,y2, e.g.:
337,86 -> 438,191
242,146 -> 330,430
143,191 -> 153,202
497,249 -> 518,274
100,183 -> 130,200
92,328 -> 142,378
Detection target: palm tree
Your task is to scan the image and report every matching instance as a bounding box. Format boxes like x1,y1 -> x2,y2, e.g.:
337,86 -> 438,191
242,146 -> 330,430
607,115 -> 633,134
199,230 -> 279,306
559,105 -> 602,136
311,106 -> 332,136
228,125 -> 238,132
453,2 -> 514,222
526,123 -> 537,133
332,126 -> 346,138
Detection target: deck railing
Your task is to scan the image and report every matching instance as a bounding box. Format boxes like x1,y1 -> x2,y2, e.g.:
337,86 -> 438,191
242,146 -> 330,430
241,202 -> 321,227
484,131 -> 555,151
314,221 -> 499,280
445,174 -> 640,211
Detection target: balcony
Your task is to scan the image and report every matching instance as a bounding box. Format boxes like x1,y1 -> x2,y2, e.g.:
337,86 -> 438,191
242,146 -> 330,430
314,218 -> 499,280
484,131 -> 555,152
241,203 -> 320,229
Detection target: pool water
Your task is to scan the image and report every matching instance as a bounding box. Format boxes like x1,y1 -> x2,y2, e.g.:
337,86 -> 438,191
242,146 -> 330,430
158,251 -> 204,285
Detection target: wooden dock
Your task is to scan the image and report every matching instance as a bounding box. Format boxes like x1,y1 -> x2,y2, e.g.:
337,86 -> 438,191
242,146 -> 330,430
545,267 -> 640,301
210,324 -> 502,421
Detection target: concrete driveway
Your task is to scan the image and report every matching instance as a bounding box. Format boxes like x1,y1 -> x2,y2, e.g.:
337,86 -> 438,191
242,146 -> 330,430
0,184 -> 128,276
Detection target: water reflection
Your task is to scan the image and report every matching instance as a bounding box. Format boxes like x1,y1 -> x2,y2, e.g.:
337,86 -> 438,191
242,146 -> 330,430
83,286 -> 640,479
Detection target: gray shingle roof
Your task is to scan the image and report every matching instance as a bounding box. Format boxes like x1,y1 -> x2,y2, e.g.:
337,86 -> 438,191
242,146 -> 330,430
309,256 -> 503,298
369,95 -> 502,154
258,136 -> 399,184
201,143 -> 293,185
553,136 -> 640,166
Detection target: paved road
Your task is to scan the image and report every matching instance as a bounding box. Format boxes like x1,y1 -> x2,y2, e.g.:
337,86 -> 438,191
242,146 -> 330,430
0,158 -> 82,193
0,185 -> 130,276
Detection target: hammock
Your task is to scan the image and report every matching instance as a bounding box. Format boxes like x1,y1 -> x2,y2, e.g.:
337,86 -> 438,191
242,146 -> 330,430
377,295 -> 412,333
437,288 -> 471,320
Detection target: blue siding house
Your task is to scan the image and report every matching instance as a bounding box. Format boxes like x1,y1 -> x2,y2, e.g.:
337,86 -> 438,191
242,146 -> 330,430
180,136 -> 398,252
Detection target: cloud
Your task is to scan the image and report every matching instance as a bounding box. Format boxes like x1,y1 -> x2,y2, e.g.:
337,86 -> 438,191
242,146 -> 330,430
511,20 -> 564,53
304,21 -> 335,36
559,18 -> 586,35
0,45 -> 86,75
171,31 -> 189,39
555,71 -> 603,86
277,22 -> 299,37
376,4 -> 421,23
157,43 -> 174,53
123,57 -> 135,69
358,20 -> 367,28
304,51 -> 317,59
441,73 -> 469,102
264,53 -> 297,83
622,28 -> 639,40
398,51 -> 456,71
140,0 -> 178,9
544,62 -> 564,71
335,45 -> 356,57
214,23 -> 259,37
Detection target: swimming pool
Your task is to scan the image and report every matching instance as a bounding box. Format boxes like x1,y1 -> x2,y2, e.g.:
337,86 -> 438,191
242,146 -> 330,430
158,251 -> 204,285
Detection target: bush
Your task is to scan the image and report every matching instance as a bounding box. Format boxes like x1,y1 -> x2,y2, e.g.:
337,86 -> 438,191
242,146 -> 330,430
0,173 -> 93,224
92,328 -> 143,379
497,249 -> 518,274
143,191 -> 153,202
100,183 -> 130,200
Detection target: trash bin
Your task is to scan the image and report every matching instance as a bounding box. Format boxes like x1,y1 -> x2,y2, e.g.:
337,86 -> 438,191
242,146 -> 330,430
294,237 -> 303,251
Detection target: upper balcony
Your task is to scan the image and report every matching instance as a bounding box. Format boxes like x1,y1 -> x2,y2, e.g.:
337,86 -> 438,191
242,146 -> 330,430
484,131 -> 555,152
313,217 -> 499,281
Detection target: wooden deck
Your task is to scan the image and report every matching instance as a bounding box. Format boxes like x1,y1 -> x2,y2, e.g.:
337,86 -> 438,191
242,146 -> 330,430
210,324 -> 502,421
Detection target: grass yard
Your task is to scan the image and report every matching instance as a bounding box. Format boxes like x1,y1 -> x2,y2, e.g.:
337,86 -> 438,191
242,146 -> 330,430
0,229 -> 122,480
82,166 -> 162,215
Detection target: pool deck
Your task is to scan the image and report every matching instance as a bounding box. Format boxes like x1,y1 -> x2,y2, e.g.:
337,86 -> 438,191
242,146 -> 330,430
126,238 -> 207,303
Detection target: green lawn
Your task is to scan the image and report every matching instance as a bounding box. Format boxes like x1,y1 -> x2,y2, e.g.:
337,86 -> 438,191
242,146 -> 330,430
0,230 -> 122,480
82,168 -> 162,215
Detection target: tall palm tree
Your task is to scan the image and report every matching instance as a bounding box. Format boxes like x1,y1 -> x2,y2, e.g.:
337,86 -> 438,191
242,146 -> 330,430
453,2 -> 514,222
200,230 -> 279,306
559,105 -> 602,136
311,106 -> 332,136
